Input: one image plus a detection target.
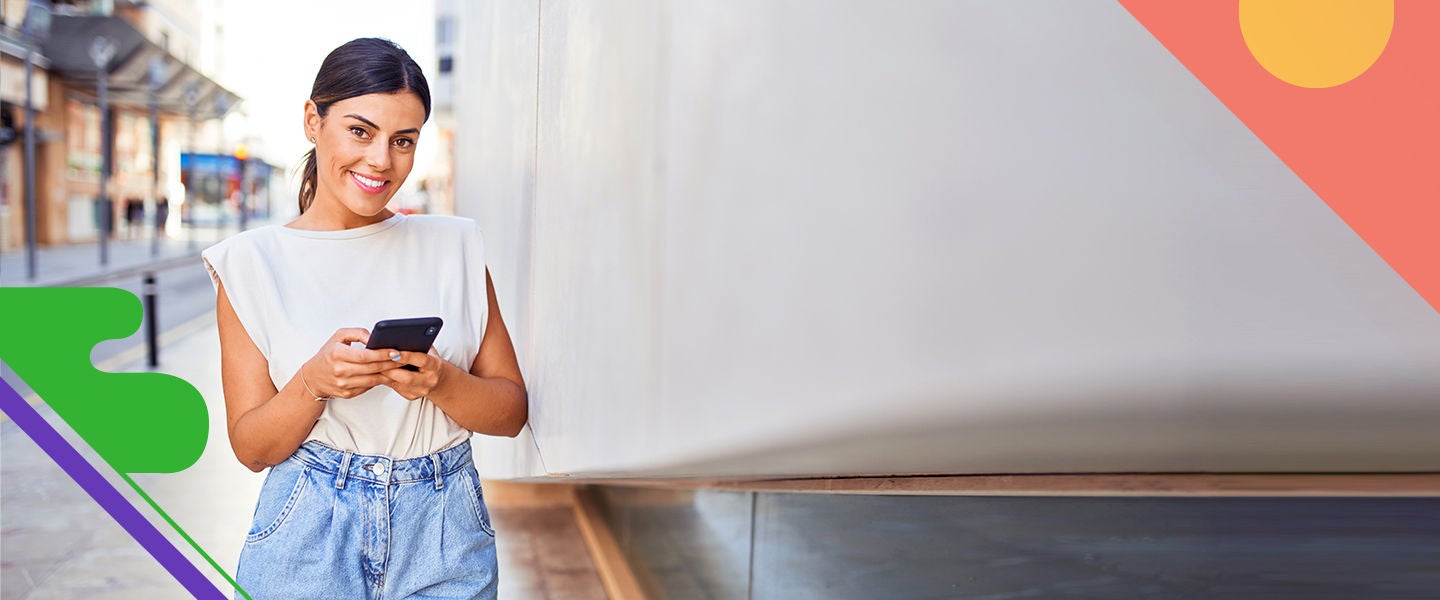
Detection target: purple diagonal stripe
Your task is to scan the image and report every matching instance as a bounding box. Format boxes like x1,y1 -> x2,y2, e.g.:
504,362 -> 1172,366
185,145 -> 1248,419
0,378 -> 225,599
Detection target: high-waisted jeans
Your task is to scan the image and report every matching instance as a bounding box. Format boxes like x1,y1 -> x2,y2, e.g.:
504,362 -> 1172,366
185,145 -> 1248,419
234,440 -> 498,599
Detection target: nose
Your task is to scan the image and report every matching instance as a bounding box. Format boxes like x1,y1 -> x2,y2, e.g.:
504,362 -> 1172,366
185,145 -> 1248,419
365,140 -> 391,172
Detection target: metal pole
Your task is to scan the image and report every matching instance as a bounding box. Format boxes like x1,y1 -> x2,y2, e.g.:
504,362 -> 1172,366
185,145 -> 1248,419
149,91 -> 160,257
91,35 -> 115,267
216,127 -> 225,230
185,92 -> 196,251
97,71 -> 110,267
144,271 -> 158,368
23,47 -> 38,280
237,157 -> 247,231
212,96 -> 231,231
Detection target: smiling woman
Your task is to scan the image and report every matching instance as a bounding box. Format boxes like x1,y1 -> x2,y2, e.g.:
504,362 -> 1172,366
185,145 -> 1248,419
292,38 -> 433,229
200,37 -> 526,600
297,91 -> 427,225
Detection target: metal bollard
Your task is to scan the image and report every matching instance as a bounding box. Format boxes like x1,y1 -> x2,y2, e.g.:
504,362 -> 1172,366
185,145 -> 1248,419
144,271 -> 159,368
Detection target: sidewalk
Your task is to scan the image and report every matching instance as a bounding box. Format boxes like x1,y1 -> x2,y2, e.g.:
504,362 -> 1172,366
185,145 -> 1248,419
1,316 -> 258,598
0,224 -> 251,287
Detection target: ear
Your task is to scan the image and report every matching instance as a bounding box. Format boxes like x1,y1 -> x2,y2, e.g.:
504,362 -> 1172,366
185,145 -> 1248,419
303,99 -> 322,142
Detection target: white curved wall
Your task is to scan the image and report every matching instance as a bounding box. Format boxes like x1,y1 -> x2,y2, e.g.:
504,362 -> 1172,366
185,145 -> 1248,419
456,0 -> 1440,480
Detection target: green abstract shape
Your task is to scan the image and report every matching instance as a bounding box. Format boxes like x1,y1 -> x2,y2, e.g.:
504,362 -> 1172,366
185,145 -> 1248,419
0,287 -> 207,473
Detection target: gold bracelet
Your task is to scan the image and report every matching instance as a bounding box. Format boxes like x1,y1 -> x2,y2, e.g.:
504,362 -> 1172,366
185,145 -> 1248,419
299,369 -> 330,402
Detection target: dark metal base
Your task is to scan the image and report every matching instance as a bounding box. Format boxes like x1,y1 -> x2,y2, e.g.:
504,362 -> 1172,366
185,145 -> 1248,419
594,486 -> 1440,599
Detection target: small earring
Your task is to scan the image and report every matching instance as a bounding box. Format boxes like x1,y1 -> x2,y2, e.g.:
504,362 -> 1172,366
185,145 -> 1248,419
308,136 -> 316,143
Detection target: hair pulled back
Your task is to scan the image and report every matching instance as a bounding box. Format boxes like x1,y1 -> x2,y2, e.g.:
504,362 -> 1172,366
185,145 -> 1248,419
297,37 -> 431,214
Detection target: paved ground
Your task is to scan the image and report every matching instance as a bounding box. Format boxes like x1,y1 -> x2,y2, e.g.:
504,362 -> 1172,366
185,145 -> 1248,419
489,506 -> 608,600
1,318 -> 263,599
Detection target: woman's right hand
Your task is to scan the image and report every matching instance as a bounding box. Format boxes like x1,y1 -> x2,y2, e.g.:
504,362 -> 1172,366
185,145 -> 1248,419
299,328 -> 406,399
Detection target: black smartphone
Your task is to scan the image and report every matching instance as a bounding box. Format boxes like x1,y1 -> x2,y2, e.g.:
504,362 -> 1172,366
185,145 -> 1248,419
365,317 -> 444,371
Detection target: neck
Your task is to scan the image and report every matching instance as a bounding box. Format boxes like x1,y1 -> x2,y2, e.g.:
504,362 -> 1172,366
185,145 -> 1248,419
290,198 -> 394,231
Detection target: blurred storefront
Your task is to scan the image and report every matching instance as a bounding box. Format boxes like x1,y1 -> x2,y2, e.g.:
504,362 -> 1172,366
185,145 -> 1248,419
0,0 -> 238,251
179,150 -> 278,227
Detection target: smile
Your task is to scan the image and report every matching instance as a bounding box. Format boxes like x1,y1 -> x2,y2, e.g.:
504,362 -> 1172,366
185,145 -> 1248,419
349,171 -> 389,193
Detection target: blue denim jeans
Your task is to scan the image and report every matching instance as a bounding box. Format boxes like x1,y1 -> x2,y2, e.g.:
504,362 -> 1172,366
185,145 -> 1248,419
234,440 -> 498,599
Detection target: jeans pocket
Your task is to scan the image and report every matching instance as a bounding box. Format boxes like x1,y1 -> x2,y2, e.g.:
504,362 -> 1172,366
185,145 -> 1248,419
246,463 -> 311,544
462,466 -> 496,538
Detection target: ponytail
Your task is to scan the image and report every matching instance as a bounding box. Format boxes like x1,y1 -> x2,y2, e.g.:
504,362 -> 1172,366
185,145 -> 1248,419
297,148 -> 318,214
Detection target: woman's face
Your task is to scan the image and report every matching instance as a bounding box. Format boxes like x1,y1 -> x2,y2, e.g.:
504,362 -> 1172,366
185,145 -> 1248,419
303,91 -> 426,220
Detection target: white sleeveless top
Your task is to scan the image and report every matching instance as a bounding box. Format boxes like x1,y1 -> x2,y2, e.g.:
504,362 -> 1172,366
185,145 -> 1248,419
201,213 -> 487,459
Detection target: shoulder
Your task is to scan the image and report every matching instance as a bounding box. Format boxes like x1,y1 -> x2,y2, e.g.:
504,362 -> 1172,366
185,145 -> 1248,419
200,226 -> 287,284
403,214 -> 482,235
202,226 -> 281,262
402,214 -> 485,246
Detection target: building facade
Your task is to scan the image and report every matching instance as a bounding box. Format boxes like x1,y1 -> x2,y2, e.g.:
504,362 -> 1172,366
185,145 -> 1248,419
0,0 -> 238,251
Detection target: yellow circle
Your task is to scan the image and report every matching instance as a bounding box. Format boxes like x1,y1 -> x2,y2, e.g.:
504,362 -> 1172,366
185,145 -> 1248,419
1239,0 -> 1394,88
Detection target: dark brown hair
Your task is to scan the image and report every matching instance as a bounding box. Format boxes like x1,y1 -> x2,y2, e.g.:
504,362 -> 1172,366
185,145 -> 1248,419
298,38 -> 432,213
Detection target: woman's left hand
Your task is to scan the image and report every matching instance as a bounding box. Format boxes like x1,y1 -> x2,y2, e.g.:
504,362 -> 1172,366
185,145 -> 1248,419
380,347 -> 449,401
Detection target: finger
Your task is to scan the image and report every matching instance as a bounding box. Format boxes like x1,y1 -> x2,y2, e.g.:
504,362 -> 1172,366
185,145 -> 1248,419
386,376 -> 425,401
395,350 -> 432,370
381,367 -> 415,385
330,327 -> 372,346
336,344 -> 402,364
347,359 -> 407,375
331,359 -> 397,377
337,374 -> 389,395
375,372 -> 421,400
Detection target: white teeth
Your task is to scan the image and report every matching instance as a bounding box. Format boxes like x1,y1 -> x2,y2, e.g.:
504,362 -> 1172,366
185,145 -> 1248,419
353,173 -> 384,187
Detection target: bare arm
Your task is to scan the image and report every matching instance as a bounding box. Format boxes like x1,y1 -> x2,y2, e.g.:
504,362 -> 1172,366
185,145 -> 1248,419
384,268 -> 529,437
216,280 -> 396,471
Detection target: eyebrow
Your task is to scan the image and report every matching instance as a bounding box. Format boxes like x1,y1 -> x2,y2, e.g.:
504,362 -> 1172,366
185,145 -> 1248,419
343,114 -> 421,136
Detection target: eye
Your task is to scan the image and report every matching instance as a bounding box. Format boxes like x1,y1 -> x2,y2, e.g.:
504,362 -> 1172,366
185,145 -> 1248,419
349,126 -> 369,139
393,137 -> 415,149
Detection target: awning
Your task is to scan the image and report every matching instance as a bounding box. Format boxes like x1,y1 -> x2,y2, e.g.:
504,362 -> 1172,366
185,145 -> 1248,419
42,15 -> 240,120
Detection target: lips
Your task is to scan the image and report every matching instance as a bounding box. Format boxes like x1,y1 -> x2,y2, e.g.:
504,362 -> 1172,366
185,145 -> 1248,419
349,171 -> 389,194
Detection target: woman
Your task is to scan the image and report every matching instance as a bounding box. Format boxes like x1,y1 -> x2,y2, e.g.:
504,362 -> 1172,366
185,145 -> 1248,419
202,38 -> 527,599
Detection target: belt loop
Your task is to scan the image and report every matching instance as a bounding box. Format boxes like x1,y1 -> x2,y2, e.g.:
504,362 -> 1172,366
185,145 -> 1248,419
336,450 -> 353,490
432,454 -> 444,490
